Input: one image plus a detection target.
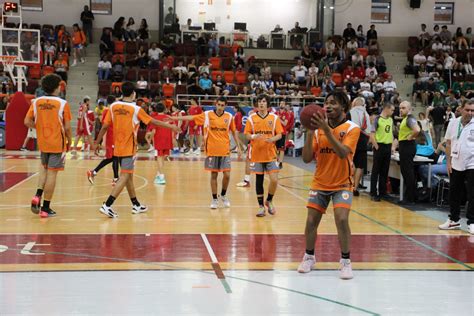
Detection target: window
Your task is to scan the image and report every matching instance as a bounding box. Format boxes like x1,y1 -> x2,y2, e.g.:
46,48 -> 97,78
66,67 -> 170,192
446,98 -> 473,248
434,2 -> 454,24
90,0 -> 112,15
371,0 -> 391,24
20,0 -> 42,11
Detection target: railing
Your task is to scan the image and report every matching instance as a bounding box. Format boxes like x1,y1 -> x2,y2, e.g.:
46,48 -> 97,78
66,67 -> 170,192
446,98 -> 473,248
176,94 -> 325,108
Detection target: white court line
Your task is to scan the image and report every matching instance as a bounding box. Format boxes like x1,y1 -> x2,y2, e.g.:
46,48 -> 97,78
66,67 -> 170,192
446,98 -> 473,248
5,218 -> 21,221
200,233 -> 218,263
2,172 -> 38,194
0,166 -> 16,172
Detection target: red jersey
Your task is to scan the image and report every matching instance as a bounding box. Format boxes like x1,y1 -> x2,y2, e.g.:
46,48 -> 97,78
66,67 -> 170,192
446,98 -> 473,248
85,110 -> 95,133
102,108 -> 114,155
277,110 -> 290,135
172,110 -> 187,133
76,103 -> 86,130
287,110 -> 295,133
234,111 -> 243,132
188,105 -> 203,128
152,113 -> 173,150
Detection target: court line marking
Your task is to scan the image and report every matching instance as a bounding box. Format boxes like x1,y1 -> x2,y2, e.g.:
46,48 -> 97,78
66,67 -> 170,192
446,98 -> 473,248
0,166 -> 16,172
200,233 -> 232,294
279,181 -> 474,270
1,247 -> 379,315
2,173 -> 38,194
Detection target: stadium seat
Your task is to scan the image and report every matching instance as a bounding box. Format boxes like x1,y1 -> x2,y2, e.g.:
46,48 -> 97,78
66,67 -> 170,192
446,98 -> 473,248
219,45 -> 232,57
223,71 -> 235,84
357,48 -> 368,58
175,84 -> 187,95
125,68 -> 137,81
149,69 -> 161,83
125,41 -> 137,55
112,54 -> 125,63
408,36 -> 419,49
174,44 -> 185,56
184,45 -> 196,57
310,86 -> 322,96
41,66 -> 55,76
209,57 -> 221,69
125,54 -> 137,67
25,79 -> 39,94
28,66 -> 41,79
111,82 -> 123,93
221,57 -> 232,70
98,80 -> 111,97
235,70 -> 248,84
138,69 -> 150,81
114,41 -> 125,54
331,73 -> 342,86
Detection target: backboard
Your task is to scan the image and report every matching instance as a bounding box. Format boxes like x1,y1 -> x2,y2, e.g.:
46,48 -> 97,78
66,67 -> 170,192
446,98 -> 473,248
0,27 -> 40,65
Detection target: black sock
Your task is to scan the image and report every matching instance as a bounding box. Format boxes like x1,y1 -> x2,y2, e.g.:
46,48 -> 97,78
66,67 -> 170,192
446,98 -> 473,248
257,196 -> 264,207
306,249 -> 315,256
221,189 -> 227,197
266,194 -> 274,202
212,194 -> 218,199
43,200 -> 50,209
36,189 -> 43,197
131,197 -> 140,206
105,195 -> 116,207
341,252 -> 350,259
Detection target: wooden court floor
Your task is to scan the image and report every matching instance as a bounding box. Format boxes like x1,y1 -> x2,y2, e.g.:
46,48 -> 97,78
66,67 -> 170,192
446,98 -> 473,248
0,150 -> 473,273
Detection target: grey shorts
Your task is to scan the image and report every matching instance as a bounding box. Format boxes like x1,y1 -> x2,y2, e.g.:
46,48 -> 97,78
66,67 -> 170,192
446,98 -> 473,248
307,190 -> 353,213
118,156 -> 136,174
41,152 -> 66,171
205,156 -> 231,172
250,161 -> 280,174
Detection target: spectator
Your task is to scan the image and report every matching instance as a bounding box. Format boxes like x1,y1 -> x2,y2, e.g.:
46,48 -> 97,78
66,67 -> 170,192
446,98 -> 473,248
360,78 -> 374,99
148,43 -> 163,68
454,27 -> 469,50
164,7 -> 176,25
439,25 -> 452,45
351,50 -> 363,67
291,59 -> 308,84
98,56 -> 112,80
346,37 -> 358,55
321,77 -> 335,97
383,76 -> 397,99
57,25 -> 71,54
80,5 -> 94,44
99,28 -> 114,57
173,60 -> 188,84
356,25 -> 366,47
370,103 -> 396,201
213,74 -> 226,95
208,34 -> 219,57
136,45 -> 148,69
234,47 -> 245,68
198,72 -> 213,94
439,100 -> 474,234
113,85 -> 122,99
71,24 -> 86,66
415,122 -> 435,158
187,58 -> 197,78
412,78 -> 427,106
137,19 -> 149,41
260,61 -> 271,78
366,24 -> 378,46
276,75 -> 288,94
419,24 -> 431,48
433,24 -> 440,38
113,17 -> 128,41
427,104 -> 446,146
431,38 -> 443,52
465,27 -> 473,48
418,141 -> 448,188
111,58 -> 125,82
397,101 -> 420,204
418,111 -> 434,141
375,50 -> 386,73
444,106 -> 455,130
263,74 -> 274,91
136,75 -> 148,97
426,52 -> 438,72
53,55 -> 68,82
342,23 -> 356,43
126,17 -> 137,41
307,62 -> 319,88
198,60 -> 212,75
413,50 -> 427,74
324,37 -> 335,55
43,41 -> 56,66
301,45 -> 312,67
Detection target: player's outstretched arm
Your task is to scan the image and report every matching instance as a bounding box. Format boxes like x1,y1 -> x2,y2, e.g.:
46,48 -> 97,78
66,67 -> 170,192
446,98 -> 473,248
24,116 -> 35,129
93,123 -> 109,151
151,118 -> 180,132
169,115 -> 195,121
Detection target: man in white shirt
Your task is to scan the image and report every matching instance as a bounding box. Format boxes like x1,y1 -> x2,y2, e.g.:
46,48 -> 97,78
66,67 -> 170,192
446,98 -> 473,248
439,100 -> 474,234
148,43 -> 163,66
172,60 -> 188,84
291,59 -> 308,84
346,37 -> 358,54
431,38 -> 443,52
383,76 -> 397,99
413,51 -> 426,73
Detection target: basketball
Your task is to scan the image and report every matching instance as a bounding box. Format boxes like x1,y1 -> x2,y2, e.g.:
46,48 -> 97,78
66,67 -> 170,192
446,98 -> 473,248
299,104 -> 325,130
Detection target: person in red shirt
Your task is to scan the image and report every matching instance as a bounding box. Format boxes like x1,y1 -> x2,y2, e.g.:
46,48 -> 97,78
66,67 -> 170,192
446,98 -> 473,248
71,96 -> 94,154
276,99 -> 291,168
232,104 -> 245,153
298,90 -> 360,279
87,95 -> 119,186
186,97 -> 203,155
152,103 -> 173,185
171,103 -> 187,153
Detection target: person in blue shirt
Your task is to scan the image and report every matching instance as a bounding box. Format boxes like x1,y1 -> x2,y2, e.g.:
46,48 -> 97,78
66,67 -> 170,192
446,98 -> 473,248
198,72 -> 213,94
418,141 -> 448,188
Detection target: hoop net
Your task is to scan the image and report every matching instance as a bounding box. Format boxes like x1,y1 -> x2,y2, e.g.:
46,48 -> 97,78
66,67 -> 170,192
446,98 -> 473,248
0,55 -> 27,91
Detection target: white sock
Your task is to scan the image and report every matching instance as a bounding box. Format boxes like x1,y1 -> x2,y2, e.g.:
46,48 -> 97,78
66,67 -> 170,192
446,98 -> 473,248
244,174 -> 250,182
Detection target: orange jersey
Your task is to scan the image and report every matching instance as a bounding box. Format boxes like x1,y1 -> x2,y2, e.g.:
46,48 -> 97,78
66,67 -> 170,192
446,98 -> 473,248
194,110 -> 236,156
26,96 -> 72,153
244,112 -> 283,162
103,101 -> 152,157
72,30 -> 86,45
311,120 -> 360,191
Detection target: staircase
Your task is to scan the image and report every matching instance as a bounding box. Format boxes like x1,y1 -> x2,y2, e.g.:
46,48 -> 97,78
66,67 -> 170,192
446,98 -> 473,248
66,43 -> 100,122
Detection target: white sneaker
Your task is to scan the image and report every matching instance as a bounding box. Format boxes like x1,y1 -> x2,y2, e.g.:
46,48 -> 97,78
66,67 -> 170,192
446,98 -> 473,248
81,58 -> 85,63
132,204 -> 148,214
99,203 -> 118,218
438,219 -> 461,230
147,147 -> 155,152
210,199 -> 219,209
193,149 -> 201,155
297,253 -> 316,273
221,196 -> 231,208
256,206 -> 266,217
236,180 -> 250,187
71,61 -> 77,67
339,258 -> 354,279
468,224 -> 474,235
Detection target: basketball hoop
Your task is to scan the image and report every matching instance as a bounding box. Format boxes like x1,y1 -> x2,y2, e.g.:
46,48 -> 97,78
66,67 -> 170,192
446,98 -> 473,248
0,55 -> 26,91
0,55 -> 17,71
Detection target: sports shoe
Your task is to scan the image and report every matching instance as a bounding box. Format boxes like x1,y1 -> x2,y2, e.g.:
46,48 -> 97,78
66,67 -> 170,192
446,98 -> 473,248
71,60 -> 77,67
87,170 -> 95,184
221,196 -> 231,208
20,147 -> 28,151
469,224 -> 474,235
154,175 -> 166,185
39,208 -> 57,218
112,178 -> 119,186
184,150 -> 193,156
256,206 -> 266,217
236,180 -> 250,187
100,203 -> 118,218
81,58 -> 85,63
438,219 -> 461,230
210,199 -> 219,209
265,201 -> 276,215
132,204 -> 148,214
147,147 -> 155,152
193,149 -> 201,155
31,195 -> 41,214
339,259 -> 354,280
297,253 -> 316,273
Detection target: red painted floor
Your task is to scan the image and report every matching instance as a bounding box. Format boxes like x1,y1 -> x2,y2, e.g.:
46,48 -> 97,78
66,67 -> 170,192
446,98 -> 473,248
0,172 -> 35,192
0,234 -> 472,265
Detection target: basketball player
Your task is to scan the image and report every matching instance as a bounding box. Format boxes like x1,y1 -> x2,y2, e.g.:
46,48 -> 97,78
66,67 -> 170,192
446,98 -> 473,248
25,74 -> 72,217
244,94 -> 283,217
87,95 -> 119,185
236,101 -> 258,188
93,82 -> 180,218
71,96 -> 94,154
186,97 -> 203,155
172,96 -> 242,208
152,102 -> 173,185
298,91 -> 360,279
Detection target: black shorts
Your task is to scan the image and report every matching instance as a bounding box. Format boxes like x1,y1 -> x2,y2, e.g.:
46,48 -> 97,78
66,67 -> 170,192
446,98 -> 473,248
276,134 -> 286,150
353,134 -> 368,169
